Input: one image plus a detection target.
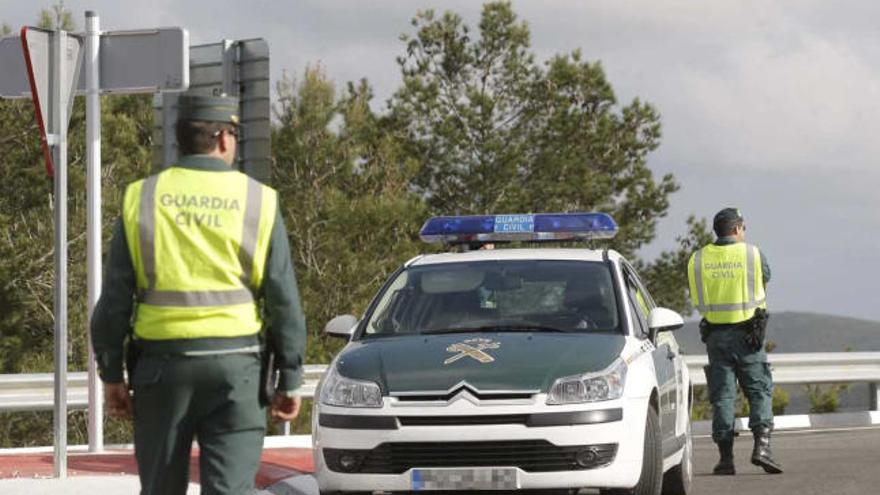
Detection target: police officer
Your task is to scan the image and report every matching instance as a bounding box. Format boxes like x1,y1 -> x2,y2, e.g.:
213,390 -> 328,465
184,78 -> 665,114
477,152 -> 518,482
687,208 -> 782,475
91,95 -> 307,494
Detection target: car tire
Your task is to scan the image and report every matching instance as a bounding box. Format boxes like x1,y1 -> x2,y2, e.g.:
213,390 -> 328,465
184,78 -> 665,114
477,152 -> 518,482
661,420 -> 693,495
600,404 -> 663,495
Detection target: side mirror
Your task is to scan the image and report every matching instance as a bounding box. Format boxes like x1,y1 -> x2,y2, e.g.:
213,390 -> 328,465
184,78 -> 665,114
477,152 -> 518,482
324,314 -> 359,338
648,307 -> 684,332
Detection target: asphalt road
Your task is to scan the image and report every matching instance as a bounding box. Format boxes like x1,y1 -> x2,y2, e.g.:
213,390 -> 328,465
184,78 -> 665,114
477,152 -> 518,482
261,428 -> 880,495
692,427 -> 880,495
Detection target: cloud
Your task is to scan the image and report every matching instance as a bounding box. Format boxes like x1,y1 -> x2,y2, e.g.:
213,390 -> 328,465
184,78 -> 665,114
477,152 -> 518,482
674,31 -> 880,173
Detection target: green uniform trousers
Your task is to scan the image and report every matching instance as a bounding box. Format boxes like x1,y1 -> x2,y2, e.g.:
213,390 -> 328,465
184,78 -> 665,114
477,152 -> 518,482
704,326 -> 774,444
131,352 -> 266,495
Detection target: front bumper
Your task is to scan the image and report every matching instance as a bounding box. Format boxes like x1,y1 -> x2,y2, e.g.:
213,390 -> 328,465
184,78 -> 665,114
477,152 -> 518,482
313,395 -> 649,491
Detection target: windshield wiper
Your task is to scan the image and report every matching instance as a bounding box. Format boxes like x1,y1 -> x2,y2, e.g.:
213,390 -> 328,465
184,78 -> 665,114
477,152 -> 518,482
422,323 -> 572,334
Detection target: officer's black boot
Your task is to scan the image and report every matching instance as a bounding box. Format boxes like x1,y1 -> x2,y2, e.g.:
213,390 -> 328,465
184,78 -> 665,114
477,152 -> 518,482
751,427 -> 783,474
712,439 -> 735,475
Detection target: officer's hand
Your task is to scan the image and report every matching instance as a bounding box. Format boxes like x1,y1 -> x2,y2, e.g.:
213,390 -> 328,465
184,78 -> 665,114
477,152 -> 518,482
270,394 -> 302,423
104,382 -> 133,419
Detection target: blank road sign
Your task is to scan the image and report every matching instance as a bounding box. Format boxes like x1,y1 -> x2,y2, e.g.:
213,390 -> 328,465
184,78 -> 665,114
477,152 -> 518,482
0,35 -> 31,98
76,27 -> 189,94
1,27 -> 188,97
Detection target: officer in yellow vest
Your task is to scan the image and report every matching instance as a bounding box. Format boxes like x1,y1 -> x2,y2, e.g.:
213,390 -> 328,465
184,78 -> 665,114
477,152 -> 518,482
91,95 -> 307,494
687,208 -> 782,476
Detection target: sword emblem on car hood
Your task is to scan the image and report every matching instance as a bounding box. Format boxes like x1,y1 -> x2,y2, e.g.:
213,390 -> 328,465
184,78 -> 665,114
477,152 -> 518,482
444,338 -> 501,365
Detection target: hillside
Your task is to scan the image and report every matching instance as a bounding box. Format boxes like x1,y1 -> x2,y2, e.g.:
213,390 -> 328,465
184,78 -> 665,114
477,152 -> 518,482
675,311 -> 880,355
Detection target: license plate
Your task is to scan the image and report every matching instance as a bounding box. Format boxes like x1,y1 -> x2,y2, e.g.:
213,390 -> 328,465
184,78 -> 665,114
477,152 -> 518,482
411,467 -> 519,491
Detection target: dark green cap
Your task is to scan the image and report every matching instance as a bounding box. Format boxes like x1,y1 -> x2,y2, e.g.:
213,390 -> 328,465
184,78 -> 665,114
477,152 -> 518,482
177,95 -> 240,125
713,207 -> 744,235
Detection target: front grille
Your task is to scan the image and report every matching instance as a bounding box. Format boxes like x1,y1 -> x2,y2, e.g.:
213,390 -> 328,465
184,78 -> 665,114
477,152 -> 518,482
398,415 -> 530,426
326,440 -> 617,474
395,392 -> 535,402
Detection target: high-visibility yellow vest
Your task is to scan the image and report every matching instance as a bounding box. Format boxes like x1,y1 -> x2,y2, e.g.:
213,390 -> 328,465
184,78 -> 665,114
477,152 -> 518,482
122,166 -> 277,340
687,243 -> 766,324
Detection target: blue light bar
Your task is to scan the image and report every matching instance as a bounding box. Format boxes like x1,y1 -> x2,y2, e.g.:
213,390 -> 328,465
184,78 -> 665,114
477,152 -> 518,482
419,212 -> 618,244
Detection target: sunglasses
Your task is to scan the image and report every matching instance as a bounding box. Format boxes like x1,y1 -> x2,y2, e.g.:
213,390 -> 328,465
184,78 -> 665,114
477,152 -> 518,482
212,127 -> 239,138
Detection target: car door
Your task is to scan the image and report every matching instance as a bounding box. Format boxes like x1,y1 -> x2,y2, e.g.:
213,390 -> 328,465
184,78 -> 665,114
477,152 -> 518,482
621,264 -> 677,448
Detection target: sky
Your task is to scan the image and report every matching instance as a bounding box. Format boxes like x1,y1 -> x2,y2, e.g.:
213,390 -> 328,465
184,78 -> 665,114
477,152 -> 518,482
2,0 -> 879,322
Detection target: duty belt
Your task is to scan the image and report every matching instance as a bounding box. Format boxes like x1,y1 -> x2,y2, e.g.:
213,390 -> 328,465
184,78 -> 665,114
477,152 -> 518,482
135,334 -> 260,356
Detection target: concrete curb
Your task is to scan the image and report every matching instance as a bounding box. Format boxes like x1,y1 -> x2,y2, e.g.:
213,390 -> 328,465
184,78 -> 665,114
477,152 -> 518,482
693,410 -> 880,435
254,474 -> 318,495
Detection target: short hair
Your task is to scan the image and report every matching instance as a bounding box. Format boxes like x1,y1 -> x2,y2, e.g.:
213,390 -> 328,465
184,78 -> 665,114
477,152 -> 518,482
175,120 -> 236,155
713,217 -> 743,237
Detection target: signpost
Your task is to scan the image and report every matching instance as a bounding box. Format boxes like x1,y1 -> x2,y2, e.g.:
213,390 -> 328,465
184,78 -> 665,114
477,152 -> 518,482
153,38 -> 271,182
84,11 -> 102,455
0,12 -> 189,477
19,27 -> 81,478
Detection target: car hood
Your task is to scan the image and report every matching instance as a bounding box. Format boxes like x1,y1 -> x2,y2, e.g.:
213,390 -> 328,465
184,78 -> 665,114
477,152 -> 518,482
334,332 -> 626,394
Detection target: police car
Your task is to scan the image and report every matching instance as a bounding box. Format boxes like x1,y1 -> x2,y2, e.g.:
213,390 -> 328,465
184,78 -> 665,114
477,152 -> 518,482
313,213 -> 692,495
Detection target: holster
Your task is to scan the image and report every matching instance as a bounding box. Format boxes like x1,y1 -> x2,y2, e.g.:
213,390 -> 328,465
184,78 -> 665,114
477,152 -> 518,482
747,308 -> 769,352
124,337 -> 141,391
699,318 -> 711,343
259,341 -> 278,408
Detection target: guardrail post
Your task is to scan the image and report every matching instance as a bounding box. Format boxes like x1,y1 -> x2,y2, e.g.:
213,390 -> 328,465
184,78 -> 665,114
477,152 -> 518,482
870,383 -> 879,411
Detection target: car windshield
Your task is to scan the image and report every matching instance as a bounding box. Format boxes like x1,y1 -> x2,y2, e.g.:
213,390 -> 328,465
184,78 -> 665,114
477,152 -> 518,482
362,260 -> 620,338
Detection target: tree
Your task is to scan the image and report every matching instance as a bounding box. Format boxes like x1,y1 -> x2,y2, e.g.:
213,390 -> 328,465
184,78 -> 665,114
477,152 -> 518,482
39,1 -> 75,31
272,67 -> 428,365
387,1 -> 710,312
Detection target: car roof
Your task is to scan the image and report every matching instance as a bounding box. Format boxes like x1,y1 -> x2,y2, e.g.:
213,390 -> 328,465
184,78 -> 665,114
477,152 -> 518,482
406,248 -> 625,267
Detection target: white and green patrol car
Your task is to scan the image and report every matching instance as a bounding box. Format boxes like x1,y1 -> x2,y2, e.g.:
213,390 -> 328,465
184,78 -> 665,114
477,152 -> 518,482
313,213 -> 692,495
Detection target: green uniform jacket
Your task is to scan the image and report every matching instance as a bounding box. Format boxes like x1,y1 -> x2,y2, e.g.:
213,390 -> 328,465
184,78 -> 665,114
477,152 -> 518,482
90,155 -> 307,393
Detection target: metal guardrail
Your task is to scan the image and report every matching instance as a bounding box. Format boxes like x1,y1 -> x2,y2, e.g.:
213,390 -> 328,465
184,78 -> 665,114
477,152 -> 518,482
3,354 -> 880,413
683,352 -> 880,388
0,364 -> 326,413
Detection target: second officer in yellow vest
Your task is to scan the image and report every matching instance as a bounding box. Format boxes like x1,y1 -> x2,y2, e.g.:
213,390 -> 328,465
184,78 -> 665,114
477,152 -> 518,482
91,96 -> 307,494
687,207 -> 782,476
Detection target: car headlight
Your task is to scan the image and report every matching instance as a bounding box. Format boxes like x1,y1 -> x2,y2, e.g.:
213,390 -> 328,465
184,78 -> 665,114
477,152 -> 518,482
546,358 -> 628,404
319,366 -> 383,408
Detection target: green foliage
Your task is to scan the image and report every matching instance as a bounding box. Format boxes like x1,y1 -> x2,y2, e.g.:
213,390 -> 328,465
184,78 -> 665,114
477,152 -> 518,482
691,384 -> 788,420
805,384 -> 849,413
0,93 -> 152,377
0,411 -> 132,448
772,386 -> 789,415
691,386 -> 710,421
272,67 -> 428,364
39,1 -> 75,31
0,93 -> 153,446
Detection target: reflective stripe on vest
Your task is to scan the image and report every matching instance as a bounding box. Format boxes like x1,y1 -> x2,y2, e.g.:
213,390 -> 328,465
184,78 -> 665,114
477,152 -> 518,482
689,243 -> 766,324
136,174 -> 264,307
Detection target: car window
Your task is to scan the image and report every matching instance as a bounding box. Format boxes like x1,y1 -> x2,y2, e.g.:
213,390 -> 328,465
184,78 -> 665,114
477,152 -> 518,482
367,270 -> 411,334
622,265 -> 653,338
363,260 -> 621,336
